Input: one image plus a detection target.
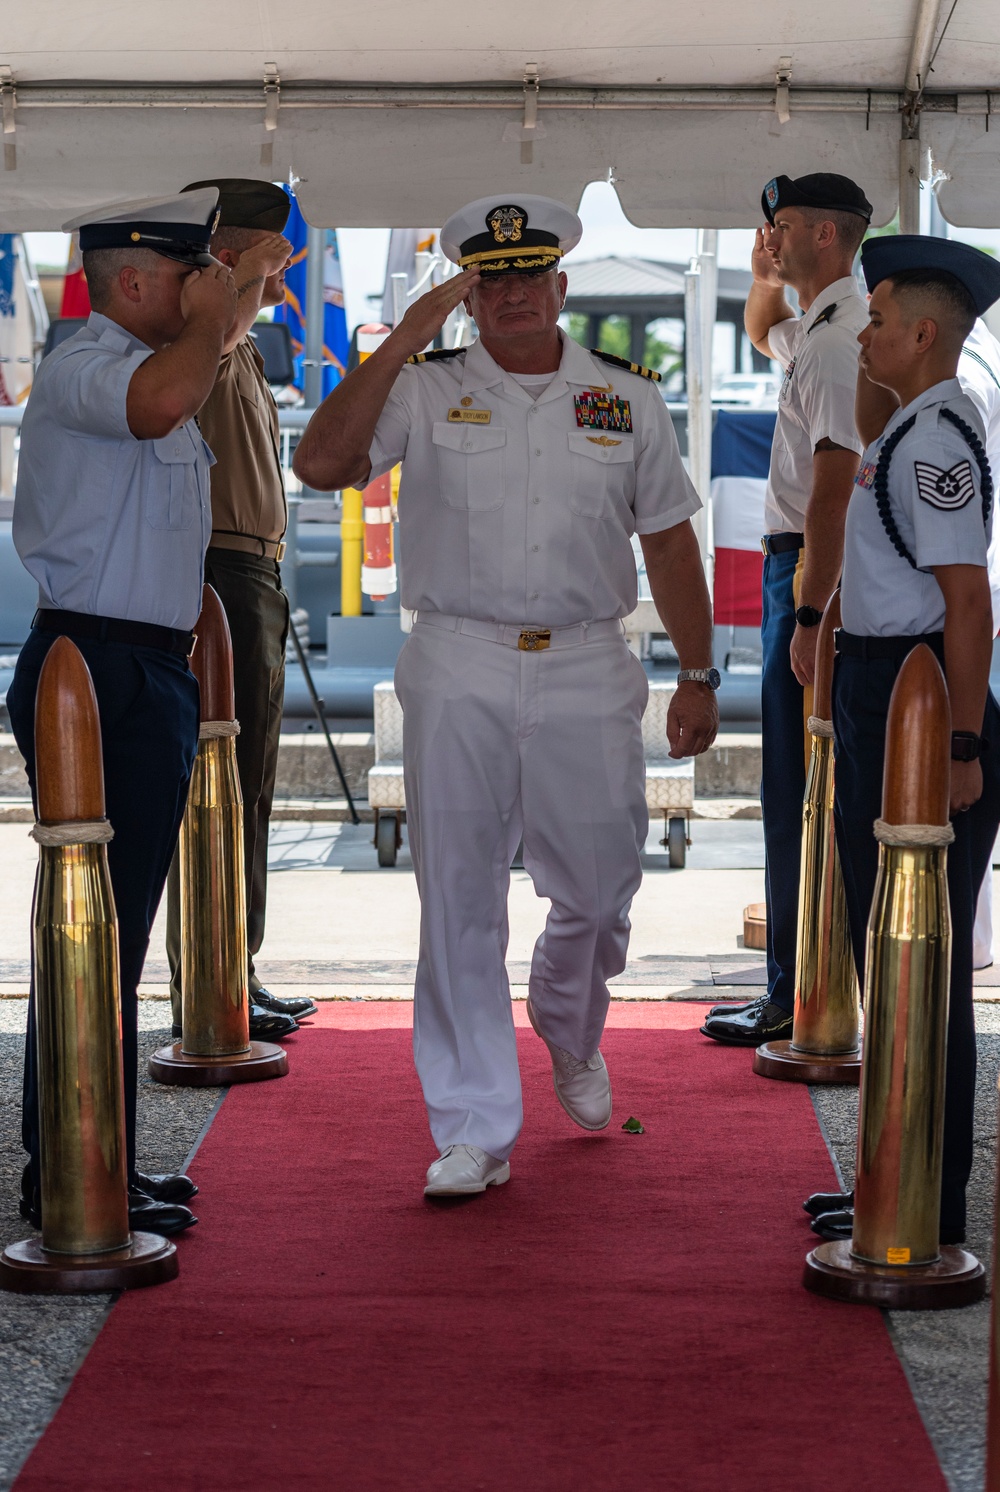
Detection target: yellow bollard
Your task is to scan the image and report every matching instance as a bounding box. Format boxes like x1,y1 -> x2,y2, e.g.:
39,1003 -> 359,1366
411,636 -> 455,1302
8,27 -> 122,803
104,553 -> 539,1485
804,644 -> 985,1308
755,594 -> 861,1084
148,586 -> 287,1087
0,638 -> 177,1291
341,487 -> 364,617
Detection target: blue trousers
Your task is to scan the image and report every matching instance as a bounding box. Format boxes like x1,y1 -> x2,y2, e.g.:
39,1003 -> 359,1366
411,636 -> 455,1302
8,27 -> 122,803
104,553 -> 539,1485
7,632 -> 199,1186
832,647 -> 1000,1234
761,551 -> 806,1012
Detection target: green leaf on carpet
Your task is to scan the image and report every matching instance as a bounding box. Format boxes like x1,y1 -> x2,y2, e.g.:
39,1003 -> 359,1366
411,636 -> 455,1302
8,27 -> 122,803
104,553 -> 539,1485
622,1116 -> 645,1134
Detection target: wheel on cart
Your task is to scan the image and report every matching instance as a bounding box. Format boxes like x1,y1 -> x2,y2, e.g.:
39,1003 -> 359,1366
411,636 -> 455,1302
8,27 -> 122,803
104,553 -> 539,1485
376,813 -> 399,867
667,816 -> 687,868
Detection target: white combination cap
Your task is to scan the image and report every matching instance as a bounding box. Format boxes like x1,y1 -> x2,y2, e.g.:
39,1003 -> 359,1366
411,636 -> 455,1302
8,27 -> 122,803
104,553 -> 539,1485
440,194 -> 582,275
64,187 -> 221,266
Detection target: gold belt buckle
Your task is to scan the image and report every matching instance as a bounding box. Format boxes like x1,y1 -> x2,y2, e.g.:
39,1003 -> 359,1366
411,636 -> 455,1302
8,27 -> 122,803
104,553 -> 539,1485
518,628 -> 551,652
275,541 -> 287,563
760,537 -> 769,556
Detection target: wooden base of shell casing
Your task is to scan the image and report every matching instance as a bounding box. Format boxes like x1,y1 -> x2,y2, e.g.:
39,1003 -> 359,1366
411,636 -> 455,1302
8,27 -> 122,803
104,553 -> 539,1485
148,1039 -> 288,1087
803,1239 -> 986,1309
0,1231 -> 178,1293
753,1039 -> 861,1085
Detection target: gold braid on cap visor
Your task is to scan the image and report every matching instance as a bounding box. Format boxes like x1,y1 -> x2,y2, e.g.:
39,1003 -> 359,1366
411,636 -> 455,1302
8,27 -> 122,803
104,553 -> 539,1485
458,246 -> 564,269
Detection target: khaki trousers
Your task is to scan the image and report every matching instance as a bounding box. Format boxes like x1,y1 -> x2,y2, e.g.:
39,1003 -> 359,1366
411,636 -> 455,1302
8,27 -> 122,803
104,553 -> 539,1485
166,548 -> 288,1021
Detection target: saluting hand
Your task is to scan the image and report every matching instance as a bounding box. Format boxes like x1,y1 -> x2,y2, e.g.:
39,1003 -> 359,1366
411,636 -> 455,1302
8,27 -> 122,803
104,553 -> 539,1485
751,227 -> 784,289
394,270 -> 481,359
180,262 -> 238,329
236,233 -> 294,281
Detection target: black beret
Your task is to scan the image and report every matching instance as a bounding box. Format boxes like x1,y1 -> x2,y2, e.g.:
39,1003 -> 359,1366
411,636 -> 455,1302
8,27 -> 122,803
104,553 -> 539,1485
182,178 -> 290,232
762,173 -> 873,226
861,234 -> 1000,316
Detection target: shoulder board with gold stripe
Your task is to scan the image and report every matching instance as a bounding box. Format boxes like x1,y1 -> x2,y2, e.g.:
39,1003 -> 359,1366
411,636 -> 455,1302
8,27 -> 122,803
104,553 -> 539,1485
590,349 -> 661,382
406,348 -> 467,365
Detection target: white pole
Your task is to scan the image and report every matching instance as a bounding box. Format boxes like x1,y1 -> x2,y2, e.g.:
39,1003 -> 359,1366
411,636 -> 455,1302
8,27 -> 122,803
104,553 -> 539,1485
684,262 -> 708,560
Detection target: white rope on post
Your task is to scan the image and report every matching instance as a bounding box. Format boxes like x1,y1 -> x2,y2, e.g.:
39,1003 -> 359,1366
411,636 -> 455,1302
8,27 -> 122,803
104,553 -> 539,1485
199,720 -> 240,740
807,716 -> 834,738
31,819 -> 114,847
874,818 -> 955,848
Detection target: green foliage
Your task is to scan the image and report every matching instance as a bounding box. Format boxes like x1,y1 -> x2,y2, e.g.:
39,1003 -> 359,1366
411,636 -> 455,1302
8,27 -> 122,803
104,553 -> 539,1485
566,313 -> 683,378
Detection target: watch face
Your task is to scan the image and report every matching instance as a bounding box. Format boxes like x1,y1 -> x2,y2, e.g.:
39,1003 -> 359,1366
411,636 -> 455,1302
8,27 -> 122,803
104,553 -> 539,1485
708,667 -> 721,690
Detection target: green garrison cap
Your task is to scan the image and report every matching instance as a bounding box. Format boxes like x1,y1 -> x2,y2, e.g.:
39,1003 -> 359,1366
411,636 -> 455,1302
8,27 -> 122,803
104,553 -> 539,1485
182,178 -> 291,232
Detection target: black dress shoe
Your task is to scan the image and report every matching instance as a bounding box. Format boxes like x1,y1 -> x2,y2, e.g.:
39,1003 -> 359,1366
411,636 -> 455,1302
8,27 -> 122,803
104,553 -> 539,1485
803,1188 -> 853,1218
253,987 -> 318,1020
249,1001 -> 298,1040
127,1185 -> 198,1236
700,996 -> 793,1046
171,1006 -> 298,1042
135,1170 -> 199,1204
705,998 -> 759,1020
811,1206 -> 966,1247
18,1175 -> 196,1238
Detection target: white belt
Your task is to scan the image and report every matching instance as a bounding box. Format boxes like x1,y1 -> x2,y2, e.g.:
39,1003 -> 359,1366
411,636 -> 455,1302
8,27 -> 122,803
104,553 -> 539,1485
413,612 -> 625,653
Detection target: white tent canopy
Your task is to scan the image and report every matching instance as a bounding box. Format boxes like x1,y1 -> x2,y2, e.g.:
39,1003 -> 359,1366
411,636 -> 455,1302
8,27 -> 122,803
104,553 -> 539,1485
2,0 -> 1000,228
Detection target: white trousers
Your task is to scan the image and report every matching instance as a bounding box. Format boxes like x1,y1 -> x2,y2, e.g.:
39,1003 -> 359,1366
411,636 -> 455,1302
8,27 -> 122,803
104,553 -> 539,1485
394,617 -> 649,1161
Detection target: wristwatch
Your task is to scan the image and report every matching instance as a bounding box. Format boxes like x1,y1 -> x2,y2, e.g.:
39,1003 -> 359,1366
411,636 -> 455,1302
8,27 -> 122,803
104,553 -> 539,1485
795,605 -> 824,628
677,667 -> 722,690
951,731 -> 984,762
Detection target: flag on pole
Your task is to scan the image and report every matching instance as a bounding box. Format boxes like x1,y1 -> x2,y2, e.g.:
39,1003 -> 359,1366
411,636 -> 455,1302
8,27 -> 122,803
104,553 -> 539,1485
60,234 -> 91,317
710,409 -> 775,626
273,190 -> 349,399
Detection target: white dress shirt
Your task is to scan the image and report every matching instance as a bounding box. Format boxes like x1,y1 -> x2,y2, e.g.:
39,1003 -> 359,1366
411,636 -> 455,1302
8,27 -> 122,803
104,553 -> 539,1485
764,275 -> 868,534
369,332 -> 700,627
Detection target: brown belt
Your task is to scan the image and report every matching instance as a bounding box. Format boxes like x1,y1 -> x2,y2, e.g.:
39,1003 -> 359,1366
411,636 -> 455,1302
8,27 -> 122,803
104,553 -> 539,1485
209,531 -> 286,562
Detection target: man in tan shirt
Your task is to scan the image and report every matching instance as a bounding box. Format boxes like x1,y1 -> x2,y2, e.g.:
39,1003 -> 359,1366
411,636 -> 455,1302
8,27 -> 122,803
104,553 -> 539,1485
166,179 -> 317,1037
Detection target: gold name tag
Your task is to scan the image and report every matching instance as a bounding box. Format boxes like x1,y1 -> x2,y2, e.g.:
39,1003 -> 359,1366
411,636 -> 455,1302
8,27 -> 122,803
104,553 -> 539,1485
448,407 -> 492,424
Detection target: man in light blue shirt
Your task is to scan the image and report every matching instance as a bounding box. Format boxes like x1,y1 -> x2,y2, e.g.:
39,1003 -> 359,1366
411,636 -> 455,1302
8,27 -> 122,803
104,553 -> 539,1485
7,189 -> 237,1239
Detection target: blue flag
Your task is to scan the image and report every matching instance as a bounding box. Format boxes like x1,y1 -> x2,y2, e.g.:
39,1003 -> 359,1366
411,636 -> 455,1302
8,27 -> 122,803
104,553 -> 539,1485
273,190 -> 349,398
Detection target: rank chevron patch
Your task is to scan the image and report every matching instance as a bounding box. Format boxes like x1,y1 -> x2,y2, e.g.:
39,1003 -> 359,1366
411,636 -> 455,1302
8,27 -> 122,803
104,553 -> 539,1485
914,458 -> 976,510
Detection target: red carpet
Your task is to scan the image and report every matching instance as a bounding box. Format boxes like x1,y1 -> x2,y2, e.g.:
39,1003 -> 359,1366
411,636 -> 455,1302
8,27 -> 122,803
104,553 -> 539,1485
16,1004 -> 945,1491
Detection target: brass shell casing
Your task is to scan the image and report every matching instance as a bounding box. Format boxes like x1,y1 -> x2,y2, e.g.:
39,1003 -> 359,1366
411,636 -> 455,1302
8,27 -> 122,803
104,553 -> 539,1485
791,734 -> 859,1056
852,843 -> 951,1268
35,842 -> 129,1256
179,734 -> 250,1057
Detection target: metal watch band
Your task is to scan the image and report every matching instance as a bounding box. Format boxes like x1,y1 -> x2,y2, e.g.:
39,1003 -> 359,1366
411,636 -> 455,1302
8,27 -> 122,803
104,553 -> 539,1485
676,668 -> 721,690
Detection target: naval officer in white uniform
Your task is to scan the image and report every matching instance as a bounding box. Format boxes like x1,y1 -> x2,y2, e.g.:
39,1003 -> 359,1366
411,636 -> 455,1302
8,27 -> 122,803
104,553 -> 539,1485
295,195 -> 718,1196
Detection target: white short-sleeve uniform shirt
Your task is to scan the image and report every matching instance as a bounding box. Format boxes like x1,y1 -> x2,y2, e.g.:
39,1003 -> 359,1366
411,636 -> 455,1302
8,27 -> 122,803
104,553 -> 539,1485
764,275 -> 868,535
958,321 -> 1000,631
368,332 -> 701,627
840,379 -> 990,636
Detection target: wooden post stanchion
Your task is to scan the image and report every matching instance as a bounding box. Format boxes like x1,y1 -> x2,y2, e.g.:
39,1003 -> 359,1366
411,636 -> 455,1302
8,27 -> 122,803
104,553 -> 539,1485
804,644 -> 985,1307
755,593 -> 861,1084
0,638 -> 177,1291
149,586 -> 287,1086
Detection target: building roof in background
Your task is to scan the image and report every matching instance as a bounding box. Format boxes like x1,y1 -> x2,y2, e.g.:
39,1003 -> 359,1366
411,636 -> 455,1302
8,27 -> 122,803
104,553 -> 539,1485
564,257 -> 753,317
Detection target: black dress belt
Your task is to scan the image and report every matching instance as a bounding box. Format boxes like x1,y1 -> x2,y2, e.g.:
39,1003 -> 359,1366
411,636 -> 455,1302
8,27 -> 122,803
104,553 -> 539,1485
835,629 -> 944,663
761,532 -> 805,555
32,609 -> 196,659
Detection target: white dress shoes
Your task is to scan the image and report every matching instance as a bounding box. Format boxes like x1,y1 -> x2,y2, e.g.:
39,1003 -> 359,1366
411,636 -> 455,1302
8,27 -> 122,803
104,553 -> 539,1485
526,999 -> 612,1131
424,1144 -> 511,1197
